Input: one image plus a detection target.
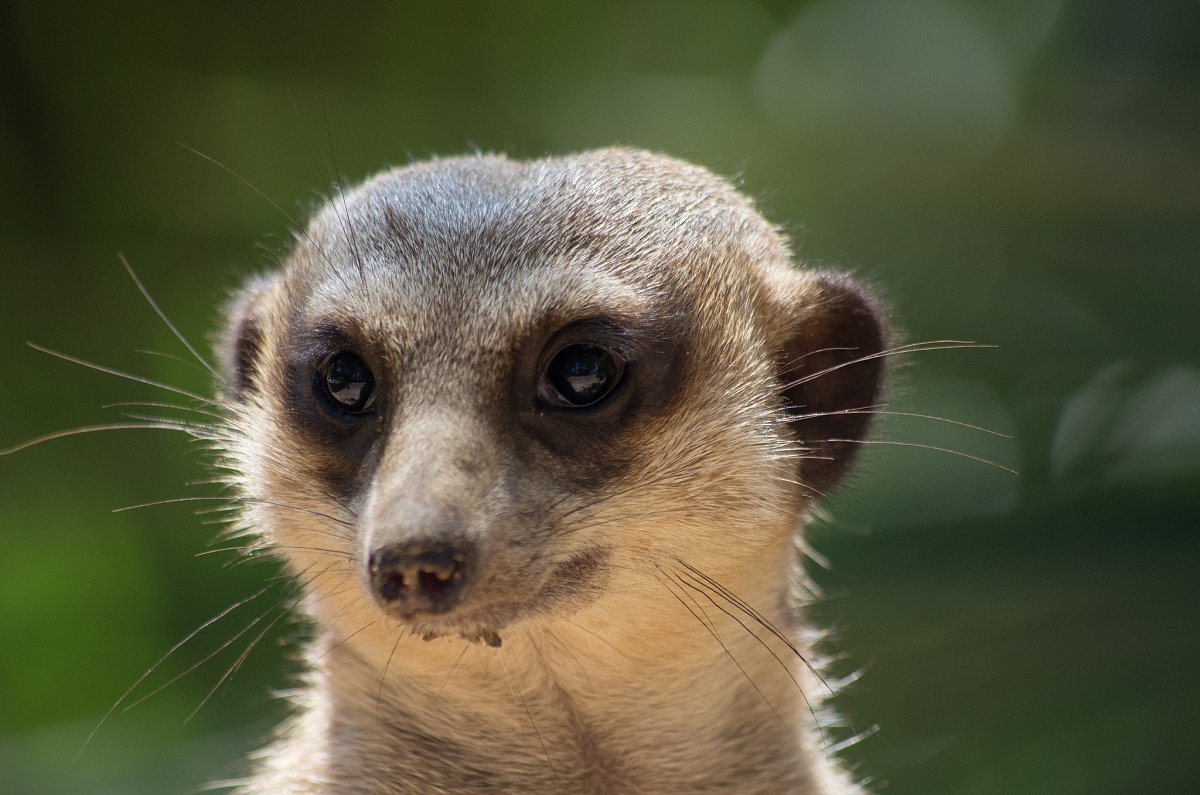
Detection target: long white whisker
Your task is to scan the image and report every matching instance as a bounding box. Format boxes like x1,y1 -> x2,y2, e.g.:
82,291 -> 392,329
783,340 -> 995,390
788,405 -> 1012,438
79,583 -> 275,756
120,253 -> 220,380
119,563 -> 333,716
186,608 -> 291,722
26,342 -> 215,405
112,495 -> 354,529
322,109 -> 367,285
103,400 -> 225,420
116,412 -> 215,435
176,142 -> 341,278
2,423 -> 208,455
823,438 -> 1019,475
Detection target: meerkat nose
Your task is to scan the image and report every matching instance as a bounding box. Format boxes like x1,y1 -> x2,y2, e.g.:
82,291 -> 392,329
367,539 -> 473,615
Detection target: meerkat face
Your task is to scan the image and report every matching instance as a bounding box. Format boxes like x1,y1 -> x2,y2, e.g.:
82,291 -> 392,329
218,149 -> 884,646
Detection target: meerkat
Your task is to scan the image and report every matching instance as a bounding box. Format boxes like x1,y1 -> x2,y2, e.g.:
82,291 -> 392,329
209,147 -> 885,793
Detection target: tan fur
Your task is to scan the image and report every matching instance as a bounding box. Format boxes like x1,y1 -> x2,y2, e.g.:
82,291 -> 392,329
216,148 -> 884,793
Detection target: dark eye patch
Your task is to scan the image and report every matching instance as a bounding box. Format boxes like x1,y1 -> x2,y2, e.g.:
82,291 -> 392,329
508,310 -> 688,488
281,321 -> 386,499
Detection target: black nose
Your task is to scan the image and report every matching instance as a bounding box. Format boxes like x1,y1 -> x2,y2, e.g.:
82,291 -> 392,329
368,539 -> 472,615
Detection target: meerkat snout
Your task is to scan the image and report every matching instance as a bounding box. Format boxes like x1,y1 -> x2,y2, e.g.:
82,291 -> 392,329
368,538 -> 472,615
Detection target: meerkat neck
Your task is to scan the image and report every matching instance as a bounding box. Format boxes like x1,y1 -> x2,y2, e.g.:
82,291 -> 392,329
287,558 -> 826,793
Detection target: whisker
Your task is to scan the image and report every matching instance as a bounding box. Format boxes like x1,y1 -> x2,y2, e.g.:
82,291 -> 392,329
823,438 -> 1019,475
762,471 -> 830,501
2,423 -> 206,456
26,342 -> 215,405
79,583 -> 274,755
119,563 -> 333,717
438,643 -> 471,695
284,90 -> 361,296
312,622 -> 377,665
111,496 -> 236,513
674,560 -> 828,687
186,477 -> 228,487
670,566 -> 829,751
176,142 -> 341,279
787,405 -> 1012,438
271,543 -> 352,557
122,592 -> 290,713
376,630 -> 406,723
133,347 -> 207,367
177,143 -> 303,231
119,253 -> 220,380
117,412 -> 216,435
253,500 -> 356,528
318,585 -> 371,621
784,345 -> 859,365
195,546 -> 247,558
281,525 -> 356,544
103,400 -> 225,420
186,607 -> 291,722
322,108 -> 367,285
499,647 -> 560,782
672,567 -> 815,693
111,495 -> 355,529
783,340 -> 995,390
553,504 -> 685,539
655,566 -> 788,729
561,618 -> 637,664
194,504 -> 241,517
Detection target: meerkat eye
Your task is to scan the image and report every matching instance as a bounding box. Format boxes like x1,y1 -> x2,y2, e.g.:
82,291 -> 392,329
319,351 -> 376,414
540,344 -> 626,408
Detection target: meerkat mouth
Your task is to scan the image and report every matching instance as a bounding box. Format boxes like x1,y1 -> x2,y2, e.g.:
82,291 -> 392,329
378,547 -> 611,648
400,612 -> 508,653
414,624 -> 505,648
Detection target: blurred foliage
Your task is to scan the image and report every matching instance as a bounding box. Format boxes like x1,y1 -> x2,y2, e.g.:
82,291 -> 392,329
0,1 -> 1196,792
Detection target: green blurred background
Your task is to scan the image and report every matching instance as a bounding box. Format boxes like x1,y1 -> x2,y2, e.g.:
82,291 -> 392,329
1,1 -> 1196,792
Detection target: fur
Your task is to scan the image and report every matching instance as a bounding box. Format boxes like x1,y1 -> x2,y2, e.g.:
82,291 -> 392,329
216,148 -> 885,793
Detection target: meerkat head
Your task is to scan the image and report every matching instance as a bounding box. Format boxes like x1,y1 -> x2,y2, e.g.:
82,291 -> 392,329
217,149 -> 884,648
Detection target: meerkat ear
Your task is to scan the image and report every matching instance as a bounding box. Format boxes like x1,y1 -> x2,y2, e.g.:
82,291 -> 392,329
217,274 -> 278,402
765,269 -> 888,495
